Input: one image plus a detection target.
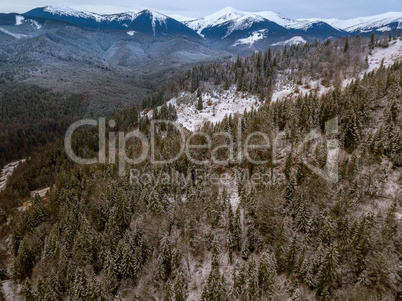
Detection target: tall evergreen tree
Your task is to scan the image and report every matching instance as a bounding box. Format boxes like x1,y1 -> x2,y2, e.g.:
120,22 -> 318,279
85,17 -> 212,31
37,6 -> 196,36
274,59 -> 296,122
317,243 -> 339,294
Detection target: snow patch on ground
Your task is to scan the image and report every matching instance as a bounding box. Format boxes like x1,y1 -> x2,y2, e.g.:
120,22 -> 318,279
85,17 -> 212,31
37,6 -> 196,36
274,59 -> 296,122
15,15 -> 24,25
343,39 -> 402,88
156,86 -> 261,132
30,19 -> 42,29
0,160 -> 25,191
31,187 -> 51,199
232,29 -> 266,47
366,39 -> 402,72
0,27 -> 28,39
2,280 -> 17,300
144,86 -> 261,132
127,30 -> 136,36
272,36 -> 306,46
272,39 -> 402,102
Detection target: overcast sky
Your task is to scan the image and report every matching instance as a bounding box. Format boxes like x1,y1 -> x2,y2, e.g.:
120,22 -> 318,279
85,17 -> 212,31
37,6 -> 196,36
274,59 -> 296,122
1,0 -> 401,19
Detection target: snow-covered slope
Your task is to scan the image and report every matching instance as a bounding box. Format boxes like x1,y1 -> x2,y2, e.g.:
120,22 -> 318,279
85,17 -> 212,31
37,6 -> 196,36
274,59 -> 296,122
0,160 -> 25,191
0,27 -> 28,39
303,12 -> 402,33
185,7 -> 337,34
41,5 -> 168,24
43,5 -> 114,22
185,7 -> 249,34
366,39 -> 402,71
185,7 -> 306,32
271,39 -> 402,102
232,29 -> 267,47
146,86 -> 261,131
272,36 -> 306,46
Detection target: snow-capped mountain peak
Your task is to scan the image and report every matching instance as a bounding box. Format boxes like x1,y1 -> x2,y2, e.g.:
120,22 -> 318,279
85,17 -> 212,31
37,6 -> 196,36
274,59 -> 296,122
251,11 -> 289,26
185,7 -> 268,37
301,11 -> 402,32
43,5 -> 105,22
21,6 -> 200,39
139,9 -> 169,35
184,7 -> 339,38
42,6 -> 168,24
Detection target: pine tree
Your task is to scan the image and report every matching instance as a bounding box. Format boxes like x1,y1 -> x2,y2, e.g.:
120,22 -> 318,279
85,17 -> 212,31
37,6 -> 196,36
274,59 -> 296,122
197,97 -> 203,111
284,152 -> 293,180
22,280 -> 36,301
164,280 -> 173,301
70,268 -> 88,301
201,242 -> 227,301
369,32 -> 375,53
232,263 -> 246,297
241,228 -> 252,260
342,109 -> 360,152
258,252 -> 277,295
246,257 -> 258,301
105,251 -> 119,294
286,235 -> 299,272
174,270 -> 186,301
157,234 -> 172,282
344,38 -> 349,52
317,243 -> 339,294
227,204 -> 235,264
88,274 -> 107,301
283,178 -> 297,214
234,206 -> 242,251
299,258 -> 315,287
120,241 -> 137,279
200,263 -> 227,301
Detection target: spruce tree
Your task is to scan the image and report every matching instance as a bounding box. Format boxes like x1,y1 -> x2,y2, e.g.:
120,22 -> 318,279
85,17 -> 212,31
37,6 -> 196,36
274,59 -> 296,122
258,252 -> 277,295
227,204 -> 235,264
174,270 -> 186,301
246,257 -> 258,301
369,32 -> 375,53
317,243 -> 339,294
200,242 -> 227,301
344,38 -> 349,52
157,234 -> 172,282
234,206 -> 242,251
164,280 -> 173,301
197,97 -> 203,111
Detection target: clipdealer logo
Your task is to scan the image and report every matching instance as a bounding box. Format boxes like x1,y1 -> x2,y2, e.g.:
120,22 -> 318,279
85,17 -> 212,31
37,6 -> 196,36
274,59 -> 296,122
64,117 -> 339,183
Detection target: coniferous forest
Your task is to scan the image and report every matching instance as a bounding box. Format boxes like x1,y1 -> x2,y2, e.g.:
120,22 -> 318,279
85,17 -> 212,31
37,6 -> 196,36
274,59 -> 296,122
0,32 -> 400,300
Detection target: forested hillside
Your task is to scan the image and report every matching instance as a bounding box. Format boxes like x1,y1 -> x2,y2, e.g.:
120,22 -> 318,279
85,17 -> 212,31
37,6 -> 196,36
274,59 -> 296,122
0,81 -> 89,167
0,36 -> 370,172
0,44 -> 400,300
141,37 -> 368,110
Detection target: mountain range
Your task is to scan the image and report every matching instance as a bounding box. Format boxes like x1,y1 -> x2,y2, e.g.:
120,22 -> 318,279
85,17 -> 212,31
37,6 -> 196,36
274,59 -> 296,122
0,5 -> 400,115
1,6 -> 401,47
